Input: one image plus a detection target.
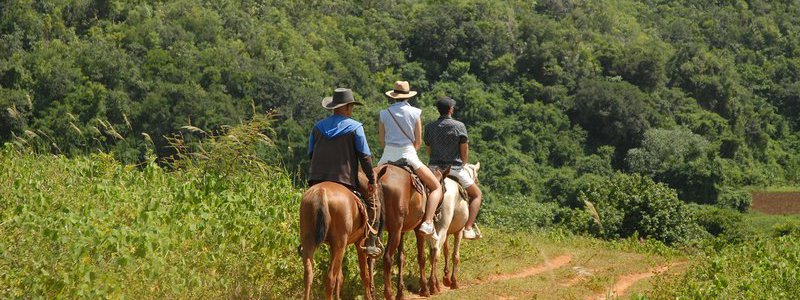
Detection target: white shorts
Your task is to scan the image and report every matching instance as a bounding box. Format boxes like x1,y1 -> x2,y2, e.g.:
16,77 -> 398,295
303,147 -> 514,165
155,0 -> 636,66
378,144 -> 424,170
431,165 -> 475,188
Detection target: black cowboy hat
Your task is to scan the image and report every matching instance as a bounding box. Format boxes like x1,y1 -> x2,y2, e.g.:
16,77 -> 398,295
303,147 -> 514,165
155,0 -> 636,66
321,88 -> 363,109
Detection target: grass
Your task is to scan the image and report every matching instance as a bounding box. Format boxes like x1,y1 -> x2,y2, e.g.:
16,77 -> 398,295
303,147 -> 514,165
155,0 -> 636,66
745,185 -> 800,192
742,212 -> 800,236
0,147 -> 306,298
4,145 -> 798,299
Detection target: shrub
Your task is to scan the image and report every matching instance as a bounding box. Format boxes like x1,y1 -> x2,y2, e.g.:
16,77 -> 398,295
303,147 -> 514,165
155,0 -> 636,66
481,194 -> 561,231
688,204 -> 747,245
716,187 -> 752,212
771,221 -> 800,238
626,128 -> 725,204
579,172 -> 694,244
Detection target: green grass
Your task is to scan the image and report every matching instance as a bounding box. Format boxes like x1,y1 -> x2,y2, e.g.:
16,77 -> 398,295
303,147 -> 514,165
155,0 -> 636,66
745,185 -> 800,192
742,212 -> 800,236
4,146 -> 798,299
0,147 -> 306,298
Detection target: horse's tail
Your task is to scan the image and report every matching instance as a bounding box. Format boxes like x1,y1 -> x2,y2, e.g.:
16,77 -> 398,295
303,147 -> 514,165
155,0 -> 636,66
298,187 -> 330,256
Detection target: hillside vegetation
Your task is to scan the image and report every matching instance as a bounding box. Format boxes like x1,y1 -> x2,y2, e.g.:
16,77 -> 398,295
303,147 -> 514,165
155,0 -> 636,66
3,0 -> 800,298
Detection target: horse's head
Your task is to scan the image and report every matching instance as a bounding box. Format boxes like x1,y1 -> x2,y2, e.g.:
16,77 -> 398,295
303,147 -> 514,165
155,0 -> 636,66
464,162 -> 480,184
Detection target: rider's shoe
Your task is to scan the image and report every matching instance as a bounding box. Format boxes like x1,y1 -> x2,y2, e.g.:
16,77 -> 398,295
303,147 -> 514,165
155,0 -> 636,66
419,221 -> 440,242
419,220 -> 435,235
463,226 -> 481,240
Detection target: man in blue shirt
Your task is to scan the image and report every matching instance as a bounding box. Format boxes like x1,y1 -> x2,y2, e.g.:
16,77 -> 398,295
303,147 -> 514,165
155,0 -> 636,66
308,88 -> 381,257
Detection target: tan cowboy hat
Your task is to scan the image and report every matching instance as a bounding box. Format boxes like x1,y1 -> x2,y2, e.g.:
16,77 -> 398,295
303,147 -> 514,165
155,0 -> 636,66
384,81 -> 418,99
321,88 -> 363,109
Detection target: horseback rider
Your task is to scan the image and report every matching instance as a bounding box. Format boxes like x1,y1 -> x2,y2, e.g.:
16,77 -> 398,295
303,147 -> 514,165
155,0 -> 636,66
424,96 -> 483,240
307,88 -> 382,258
377,81 -> 444,242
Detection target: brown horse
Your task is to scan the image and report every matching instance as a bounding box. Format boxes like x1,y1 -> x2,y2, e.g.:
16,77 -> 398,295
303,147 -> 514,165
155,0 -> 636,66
298,180 -> 375,300
376,164 -> 435,300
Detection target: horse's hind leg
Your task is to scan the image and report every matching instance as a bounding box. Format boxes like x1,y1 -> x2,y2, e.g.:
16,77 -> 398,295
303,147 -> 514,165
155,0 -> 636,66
395,232 -> 406,300
327,239 -> 346,300
442,235 -> 451,287
383,229 -> 402,300
451,231 -> 463,289
427,233 -> 440,294
303,248 -> 316,300
416,230 -> 430,297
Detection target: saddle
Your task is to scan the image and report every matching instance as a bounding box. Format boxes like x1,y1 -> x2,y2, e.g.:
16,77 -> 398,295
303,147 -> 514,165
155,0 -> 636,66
446,174 -> 470,203
385,159 -> 428,198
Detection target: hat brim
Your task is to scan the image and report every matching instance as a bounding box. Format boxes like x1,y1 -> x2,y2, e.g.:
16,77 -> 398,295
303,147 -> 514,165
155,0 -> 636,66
385,90 -> 418,99
321,97 -> 364,109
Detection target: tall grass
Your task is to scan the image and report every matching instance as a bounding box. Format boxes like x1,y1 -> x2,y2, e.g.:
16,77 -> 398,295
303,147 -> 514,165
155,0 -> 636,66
0,145 -> 314,298
0,111 -> 370,298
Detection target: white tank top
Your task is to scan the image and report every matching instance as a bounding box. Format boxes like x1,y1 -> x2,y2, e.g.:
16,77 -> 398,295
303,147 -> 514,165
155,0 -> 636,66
380,101 -> 421,147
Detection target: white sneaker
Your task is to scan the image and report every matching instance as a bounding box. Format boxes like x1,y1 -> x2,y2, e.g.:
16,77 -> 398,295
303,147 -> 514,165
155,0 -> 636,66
419,221 -> 435,235
463,227 -> 479,240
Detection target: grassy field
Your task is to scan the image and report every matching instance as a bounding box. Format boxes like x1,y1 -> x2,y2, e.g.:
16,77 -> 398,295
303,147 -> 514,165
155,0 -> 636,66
0,146 -> 686,299
0,147 -> 308,298
2,147 -> 799,299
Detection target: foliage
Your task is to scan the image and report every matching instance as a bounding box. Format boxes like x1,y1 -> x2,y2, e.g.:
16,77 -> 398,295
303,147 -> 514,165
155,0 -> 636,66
715,187 -> 752,212
687,204 -> 748,246
579,173 -> 695,245
655,232 -> 800,299
627,128 -> 724,204
3,0 -> 800,203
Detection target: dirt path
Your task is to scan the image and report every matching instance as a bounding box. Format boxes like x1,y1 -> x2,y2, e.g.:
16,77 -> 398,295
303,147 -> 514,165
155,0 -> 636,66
404,254 -> 572,299
588,262 -> 686,300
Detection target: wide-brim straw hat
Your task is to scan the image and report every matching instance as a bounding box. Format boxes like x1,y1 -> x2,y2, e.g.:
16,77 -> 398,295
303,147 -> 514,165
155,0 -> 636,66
385,81 -> 418,99
322,88 -> 363,109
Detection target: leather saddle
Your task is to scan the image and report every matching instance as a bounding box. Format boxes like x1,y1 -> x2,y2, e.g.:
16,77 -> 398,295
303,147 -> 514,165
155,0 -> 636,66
385,159 -> 427,197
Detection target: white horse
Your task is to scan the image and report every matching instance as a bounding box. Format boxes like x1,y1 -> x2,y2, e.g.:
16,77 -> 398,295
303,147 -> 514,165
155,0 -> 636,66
426,162 -> 480,293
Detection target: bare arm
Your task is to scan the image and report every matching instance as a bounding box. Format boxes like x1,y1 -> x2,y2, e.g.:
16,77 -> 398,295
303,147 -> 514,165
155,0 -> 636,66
413,119 -> 422,150
460,142 -> 469,165
378,120 -> 385,148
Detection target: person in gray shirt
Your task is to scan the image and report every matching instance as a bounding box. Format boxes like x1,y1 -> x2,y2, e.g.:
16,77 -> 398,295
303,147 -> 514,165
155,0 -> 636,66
424,96 -> 483,239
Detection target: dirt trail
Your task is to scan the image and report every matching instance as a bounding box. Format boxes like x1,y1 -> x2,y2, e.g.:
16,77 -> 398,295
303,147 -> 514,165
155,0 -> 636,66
404,254 -> 572,299
588,262 -> 685,300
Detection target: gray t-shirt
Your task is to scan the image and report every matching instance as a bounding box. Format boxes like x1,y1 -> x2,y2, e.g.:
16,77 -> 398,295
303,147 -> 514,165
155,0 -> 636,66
424,116 -> 469,166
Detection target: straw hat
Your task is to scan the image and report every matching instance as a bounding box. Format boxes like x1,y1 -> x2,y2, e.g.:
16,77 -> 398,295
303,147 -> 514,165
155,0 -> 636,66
384,81 -> 418,99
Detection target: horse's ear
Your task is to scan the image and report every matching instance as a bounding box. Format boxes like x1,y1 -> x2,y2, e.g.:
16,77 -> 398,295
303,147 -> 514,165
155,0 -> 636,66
444,166 -> 451,178
474,162 -> 480,172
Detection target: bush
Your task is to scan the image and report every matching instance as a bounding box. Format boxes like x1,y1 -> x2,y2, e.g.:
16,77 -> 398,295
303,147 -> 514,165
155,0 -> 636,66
579,172 -> 694,244
481,194 -> 561,231
688,204 -> 747,245
716,187 -> 752,212
771,221 -> 800,238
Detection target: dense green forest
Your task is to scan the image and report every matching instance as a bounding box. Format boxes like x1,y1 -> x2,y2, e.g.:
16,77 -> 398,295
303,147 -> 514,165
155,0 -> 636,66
3,0 -> 800,231
4,1 -> 800,298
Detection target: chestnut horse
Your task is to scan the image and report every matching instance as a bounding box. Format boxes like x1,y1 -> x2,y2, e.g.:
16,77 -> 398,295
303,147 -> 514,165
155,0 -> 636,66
298,180 -> 375,300
427,163 -> 480,293
376,164 -> 435,300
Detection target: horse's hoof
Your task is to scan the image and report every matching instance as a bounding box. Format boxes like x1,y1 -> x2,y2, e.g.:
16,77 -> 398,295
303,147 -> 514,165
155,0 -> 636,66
451,281 -> 459,289
428,282 -> 438,294
443,277 -> 451,287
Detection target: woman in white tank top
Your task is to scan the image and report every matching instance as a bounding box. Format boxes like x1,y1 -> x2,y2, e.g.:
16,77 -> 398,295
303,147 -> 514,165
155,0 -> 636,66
378,81 -> 443,241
